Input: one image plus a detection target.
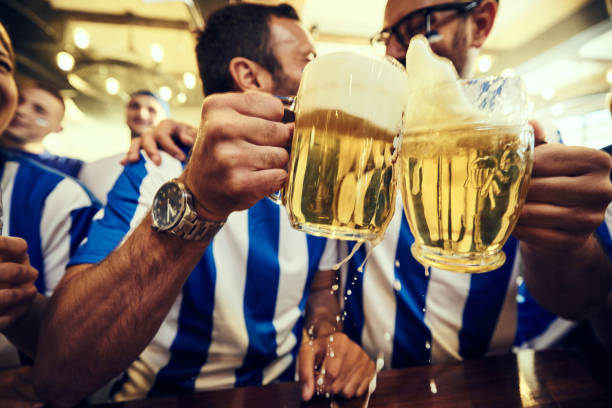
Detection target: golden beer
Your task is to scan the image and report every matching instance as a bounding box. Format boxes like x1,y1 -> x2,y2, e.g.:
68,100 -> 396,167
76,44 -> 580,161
400,125 -> 533,272
273,51 -> 408,241
285,109 -> 398,241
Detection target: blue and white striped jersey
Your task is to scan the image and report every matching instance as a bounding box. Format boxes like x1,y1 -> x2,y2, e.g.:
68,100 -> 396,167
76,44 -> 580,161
0,149 -> 99,368
342,195 -> 612,370
69,152 -> 338,401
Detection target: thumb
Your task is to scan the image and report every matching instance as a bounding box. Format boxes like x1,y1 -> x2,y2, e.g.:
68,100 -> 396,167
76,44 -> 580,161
529,120 -> 547,146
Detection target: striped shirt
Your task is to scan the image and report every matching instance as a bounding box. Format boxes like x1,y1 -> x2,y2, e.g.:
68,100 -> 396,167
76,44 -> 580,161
69,152 -> 337,400
0,150 -> 99,368
342,195 -> 612,369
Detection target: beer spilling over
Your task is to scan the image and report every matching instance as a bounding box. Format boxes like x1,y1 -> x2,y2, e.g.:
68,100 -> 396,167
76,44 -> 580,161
400,35 -> 534,273
279,52 -> 408,247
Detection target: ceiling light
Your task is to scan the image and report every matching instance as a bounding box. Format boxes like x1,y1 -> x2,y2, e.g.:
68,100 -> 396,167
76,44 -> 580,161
151,43 -> 164,63
56,51 -> 75,71
73,27 -> 90,49
159,86 -> 172,101
551,103 -> 564,117
105,77 -> 120,95
183,72 -> 197,89
607,69 -> 612,84
541,88 -> 555,101
177,92 -> 187,104
501,68 -> 515,77
477,54 -> 492,74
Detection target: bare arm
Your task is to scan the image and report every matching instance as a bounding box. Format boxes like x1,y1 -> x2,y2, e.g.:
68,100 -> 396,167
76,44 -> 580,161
514,135 -> 612,320
33,92 -> 291,407
34,215 -> 210,407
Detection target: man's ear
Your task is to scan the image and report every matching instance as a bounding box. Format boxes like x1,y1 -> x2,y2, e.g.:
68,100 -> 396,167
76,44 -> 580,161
470,0 -> 497,49
228,57 -> 274,92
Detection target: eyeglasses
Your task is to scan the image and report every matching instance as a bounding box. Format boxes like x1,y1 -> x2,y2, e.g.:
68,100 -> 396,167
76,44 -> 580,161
370,1 -> 481,49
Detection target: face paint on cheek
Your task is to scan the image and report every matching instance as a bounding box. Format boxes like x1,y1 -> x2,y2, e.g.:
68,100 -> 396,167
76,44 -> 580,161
35,118 -> 49,127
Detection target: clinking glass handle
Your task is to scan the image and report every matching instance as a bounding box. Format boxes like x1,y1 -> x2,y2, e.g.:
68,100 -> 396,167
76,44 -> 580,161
269,95 -> 297,203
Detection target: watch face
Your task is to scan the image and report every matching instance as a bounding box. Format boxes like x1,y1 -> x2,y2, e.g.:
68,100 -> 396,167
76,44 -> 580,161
152,181 -> 186,230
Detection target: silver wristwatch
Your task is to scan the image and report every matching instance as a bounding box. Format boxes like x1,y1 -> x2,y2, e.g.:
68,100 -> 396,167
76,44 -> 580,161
151,179 -> 224,241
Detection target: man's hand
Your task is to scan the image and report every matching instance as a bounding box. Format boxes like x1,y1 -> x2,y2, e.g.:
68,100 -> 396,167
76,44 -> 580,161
0,237 -> 38,331
181,91 -> 292,221
513,142 -> 612,252
122,119 -> 197,166
298,332 -> 375,401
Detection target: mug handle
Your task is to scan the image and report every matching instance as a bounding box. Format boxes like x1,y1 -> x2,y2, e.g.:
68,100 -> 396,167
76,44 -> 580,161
268,95 -> 297,204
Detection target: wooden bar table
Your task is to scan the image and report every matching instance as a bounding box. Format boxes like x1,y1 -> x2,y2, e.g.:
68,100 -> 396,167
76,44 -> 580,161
96,349 -> 611,407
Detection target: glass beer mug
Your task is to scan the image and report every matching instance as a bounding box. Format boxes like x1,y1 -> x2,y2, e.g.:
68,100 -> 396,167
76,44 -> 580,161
400,76 -> 534,273
271,52 -> 408,241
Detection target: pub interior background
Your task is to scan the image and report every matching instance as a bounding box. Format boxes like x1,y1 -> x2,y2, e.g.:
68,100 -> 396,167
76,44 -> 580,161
1,0 -> 611,161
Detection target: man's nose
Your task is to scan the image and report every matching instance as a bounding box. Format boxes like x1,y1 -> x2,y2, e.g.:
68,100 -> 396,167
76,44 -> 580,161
385,35 -> 407,60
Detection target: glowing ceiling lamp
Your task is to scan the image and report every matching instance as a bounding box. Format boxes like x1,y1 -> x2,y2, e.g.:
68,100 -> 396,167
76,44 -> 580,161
73,27 -> 90,49
159,86 -> 172,101
183,72 -> 197,89
151,43 -> 164,63
105,77 -> 120,95
56,51 -> 75,71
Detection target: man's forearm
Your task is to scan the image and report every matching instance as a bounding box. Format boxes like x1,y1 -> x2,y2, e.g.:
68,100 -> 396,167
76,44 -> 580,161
522,234 -> 612,321
3,294 -> 48,358
33,213 -> 210,407
305,270 -> 341,339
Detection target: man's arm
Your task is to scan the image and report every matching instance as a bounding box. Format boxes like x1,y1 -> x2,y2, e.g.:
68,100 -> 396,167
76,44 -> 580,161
514,136 -> 612,320
33,92 -> 292,407
298,269 -> 375,401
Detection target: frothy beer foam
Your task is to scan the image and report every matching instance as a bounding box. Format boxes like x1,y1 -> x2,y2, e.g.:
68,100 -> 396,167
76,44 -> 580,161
297,52 -> 408,134
403,35 -> 494,131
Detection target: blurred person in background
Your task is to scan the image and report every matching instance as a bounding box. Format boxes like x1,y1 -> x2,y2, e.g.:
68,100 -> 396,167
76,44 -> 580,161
78,90 -> 170,204
0,80 -> 83,178
33,4 -> 372,407
0,21 -> 99,407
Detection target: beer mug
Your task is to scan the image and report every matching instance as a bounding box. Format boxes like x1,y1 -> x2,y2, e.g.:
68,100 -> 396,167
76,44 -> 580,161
400,76 -> 534,273
272,52 -> 408,241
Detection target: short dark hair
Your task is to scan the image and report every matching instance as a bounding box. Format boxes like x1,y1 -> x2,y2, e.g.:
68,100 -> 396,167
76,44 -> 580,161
22,81 -> 65,112
195,3 -> 299,96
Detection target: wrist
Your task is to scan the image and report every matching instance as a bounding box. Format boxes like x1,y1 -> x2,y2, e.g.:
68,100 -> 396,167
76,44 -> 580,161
178,174 -> 228,222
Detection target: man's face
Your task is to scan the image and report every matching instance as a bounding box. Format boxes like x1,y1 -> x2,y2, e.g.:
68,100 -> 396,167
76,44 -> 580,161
5,86 -> 64,144
267,17 -> 316,96
126,94 -> 167,137
384,0 -> 473,74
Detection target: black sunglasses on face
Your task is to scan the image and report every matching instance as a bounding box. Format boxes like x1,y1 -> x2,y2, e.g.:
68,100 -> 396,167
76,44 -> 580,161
370,1 -> 481,49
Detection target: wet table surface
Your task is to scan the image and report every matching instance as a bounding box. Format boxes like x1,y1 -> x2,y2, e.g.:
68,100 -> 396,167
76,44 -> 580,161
96,349 -> 611,407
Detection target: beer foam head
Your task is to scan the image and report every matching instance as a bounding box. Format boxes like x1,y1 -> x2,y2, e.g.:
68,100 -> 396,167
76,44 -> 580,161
403,36 -> 527,131
297,52 -> 408,134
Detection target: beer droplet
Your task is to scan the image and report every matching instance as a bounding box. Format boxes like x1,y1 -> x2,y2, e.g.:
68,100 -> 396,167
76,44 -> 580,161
331,284 -> 339,292
395,259 -> 400,268
347,289 -> 352,296
376,357 -> 385,372
317,377 -> 324,386
329,336 -> 334,343
425,341 -> 431,350
393,279 -> 402,291
424,266 -> 430,277
430,379 -> 438,394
